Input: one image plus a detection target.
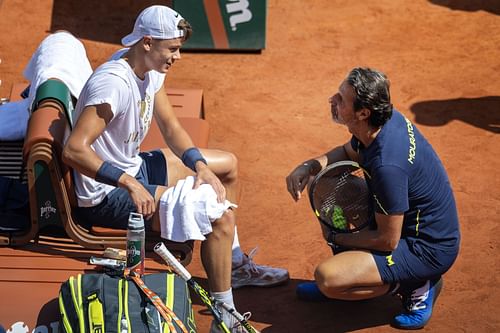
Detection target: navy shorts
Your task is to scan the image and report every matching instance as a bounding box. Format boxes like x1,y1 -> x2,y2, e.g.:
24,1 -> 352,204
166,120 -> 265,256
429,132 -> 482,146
75,150 -> 167,230
372,237 -> 460,284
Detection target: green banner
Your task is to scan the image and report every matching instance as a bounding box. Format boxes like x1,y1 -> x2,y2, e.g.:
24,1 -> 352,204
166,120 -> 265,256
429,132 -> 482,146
173,0 -> 267,50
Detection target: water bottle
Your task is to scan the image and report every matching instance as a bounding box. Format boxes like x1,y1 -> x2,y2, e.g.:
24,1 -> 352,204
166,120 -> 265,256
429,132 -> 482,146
126,212 -> 145,276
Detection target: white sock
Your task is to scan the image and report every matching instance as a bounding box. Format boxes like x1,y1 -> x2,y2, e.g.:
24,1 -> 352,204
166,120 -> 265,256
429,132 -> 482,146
210,289 -> 236,327
210,288 -> 234,307
232,226 -> 244,268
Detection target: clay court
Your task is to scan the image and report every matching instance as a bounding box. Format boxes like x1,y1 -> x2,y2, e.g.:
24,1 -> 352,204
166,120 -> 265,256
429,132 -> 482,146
1,0 -> 499,332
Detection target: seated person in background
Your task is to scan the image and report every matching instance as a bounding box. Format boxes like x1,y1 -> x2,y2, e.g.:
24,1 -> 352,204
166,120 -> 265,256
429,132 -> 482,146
0,31 -> 92,141
285,67 -> 460,330
63,5 -> 286,331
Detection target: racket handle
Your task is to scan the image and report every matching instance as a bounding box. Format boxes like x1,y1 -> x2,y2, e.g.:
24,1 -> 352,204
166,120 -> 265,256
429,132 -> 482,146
155,243 -> 231,332
154,242 -> 192,281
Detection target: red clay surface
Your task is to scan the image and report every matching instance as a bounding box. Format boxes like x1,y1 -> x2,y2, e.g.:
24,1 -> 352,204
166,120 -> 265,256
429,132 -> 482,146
1,0 -> 500,332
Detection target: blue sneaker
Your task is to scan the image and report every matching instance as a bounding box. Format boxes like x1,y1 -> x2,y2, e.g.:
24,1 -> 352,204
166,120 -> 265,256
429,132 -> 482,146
296,282 -> 331,302
392,278 -> 443,330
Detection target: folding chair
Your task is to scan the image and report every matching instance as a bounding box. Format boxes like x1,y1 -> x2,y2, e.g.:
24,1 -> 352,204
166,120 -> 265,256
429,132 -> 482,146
1,82 -> 210,265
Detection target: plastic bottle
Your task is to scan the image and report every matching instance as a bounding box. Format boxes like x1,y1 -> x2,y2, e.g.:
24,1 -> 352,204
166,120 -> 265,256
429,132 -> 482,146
126,212 -> 145,276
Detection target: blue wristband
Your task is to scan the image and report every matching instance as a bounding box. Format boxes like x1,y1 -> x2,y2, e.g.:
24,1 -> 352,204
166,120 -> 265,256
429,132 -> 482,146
181,147 -> 207,172
95,161 -> 125,187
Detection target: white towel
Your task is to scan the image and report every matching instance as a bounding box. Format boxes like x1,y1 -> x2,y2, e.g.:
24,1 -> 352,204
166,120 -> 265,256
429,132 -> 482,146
160,176 -> 237,242
23,31 -> 93,111
0,32 -> 93,141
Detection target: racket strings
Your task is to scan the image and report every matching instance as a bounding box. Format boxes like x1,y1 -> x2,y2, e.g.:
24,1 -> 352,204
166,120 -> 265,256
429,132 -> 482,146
315,167 -> 372,231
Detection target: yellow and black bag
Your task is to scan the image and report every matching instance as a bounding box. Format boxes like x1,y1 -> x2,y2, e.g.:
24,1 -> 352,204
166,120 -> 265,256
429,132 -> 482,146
58,272 -> 197,333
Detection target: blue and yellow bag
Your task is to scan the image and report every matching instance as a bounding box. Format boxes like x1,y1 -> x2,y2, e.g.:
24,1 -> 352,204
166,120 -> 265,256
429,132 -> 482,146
58,272 -> 197,333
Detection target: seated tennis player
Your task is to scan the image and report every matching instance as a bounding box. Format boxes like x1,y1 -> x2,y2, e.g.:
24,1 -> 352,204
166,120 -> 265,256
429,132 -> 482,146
63,5 -> 285,332
285,67 -> 460,330
7,15 -> 286,297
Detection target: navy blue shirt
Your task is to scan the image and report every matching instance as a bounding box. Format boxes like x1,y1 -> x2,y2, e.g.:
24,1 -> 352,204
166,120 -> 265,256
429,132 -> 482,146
351,110 -> 460,249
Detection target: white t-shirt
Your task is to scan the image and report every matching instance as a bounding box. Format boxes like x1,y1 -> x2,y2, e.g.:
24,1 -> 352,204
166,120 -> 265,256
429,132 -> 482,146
72,50 -> 166,207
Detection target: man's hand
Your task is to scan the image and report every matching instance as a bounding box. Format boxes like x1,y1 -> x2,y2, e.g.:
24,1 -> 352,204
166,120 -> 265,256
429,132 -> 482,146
286,159 -> 322,201
193,161 -> 226,203
286,163 -> 313,202
121,174 -> 156,220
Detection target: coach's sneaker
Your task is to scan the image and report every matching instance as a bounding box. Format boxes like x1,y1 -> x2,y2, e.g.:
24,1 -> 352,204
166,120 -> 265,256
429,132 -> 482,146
392,278 -> 443,330
296,282 -> 331,302
231,247 -> 289,289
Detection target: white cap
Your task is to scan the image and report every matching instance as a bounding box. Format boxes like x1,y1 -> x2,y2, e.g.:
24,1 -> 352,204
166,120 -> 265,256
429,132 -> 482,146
121,5 -> 185,47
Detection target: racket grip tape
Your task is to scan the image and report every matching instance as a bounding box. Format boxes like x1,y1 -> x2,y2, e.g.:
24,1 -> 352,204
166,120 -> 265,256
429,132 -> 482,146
154,242 -> 192,281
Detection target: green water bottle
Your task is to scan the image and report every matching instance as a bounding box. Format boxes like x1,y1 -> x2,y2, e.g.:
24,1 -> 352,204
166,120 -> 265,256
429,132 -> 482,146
126,212 -> 145,276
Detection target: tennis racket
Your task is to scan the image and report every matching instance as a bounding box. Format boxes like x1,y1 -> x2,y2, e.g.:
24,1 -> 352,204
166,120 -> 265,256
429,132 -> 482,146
154,242 -> 259,333
308,160 -> 374,234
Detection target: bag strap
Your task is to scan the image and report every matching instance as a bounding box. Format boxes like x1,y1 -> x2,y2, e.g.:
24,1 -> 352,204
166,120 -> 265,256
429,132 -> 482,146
69,274 -> 86,333
128,273 -> 188,333
87,292 -> 105,332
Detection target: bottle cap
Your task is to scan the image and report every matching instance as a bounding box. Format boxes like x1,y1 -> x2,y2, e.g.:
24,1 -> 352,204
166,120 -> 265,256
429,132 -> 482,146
128,212 -> 144,230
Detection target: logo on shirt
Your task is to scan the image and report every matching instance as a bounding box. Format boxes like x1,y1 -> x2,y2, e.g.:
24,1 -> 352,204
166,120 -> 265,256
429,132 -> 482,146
124,95 -> 152,145
140,94 -> 152,135
405,117 -> 416,164
124,131 -> 139,144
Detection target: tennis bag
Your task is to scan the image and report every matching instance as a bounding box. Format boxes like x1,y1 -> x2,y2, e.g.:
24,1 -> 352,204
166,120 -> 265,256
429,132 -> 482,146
59,272 -> 197,333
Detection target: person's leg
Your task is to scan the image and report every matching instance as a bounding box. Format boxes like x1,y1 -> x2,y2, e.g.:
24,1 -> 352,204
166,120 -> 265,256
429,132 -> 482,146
161,148 -> 239,201
151,184 -> 233,291
387,240 -> 458,330
146,149 -> 233,290
300,237 -> 457,330
160,148 -> 290,288
231,225 -> 244,266
200,209 -> 235,292
315,250 -> 390,300
151,184 -> 239,332
149,149 -> 241,330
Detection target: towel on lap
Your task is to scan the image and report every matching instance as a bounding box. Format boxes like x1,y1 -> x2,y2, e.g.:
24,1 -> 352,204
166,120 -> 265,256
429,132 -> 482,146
160,176 -> 237,242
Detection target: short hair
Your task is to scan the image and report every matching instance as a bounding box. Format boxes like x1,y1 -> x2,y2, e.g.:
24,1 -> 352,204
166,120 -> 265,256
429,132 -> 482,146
346,67 -> 393,127
178,19 -> 193,42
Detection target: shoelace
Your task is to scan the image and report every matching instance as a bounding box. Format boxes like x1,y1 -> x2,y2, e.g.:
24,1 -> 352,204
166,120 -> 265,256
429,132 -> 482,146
232,312 -> 255,332
245,247 -> 260,274
232,312 -> 252,327
215,300 -> 258,333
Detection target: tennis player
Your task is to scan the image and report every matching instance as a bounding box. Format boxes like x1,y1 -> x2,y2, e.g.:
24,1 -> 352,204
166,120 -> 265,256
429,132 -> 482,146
285,67 -> 460,329
63,5 -> 286,331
